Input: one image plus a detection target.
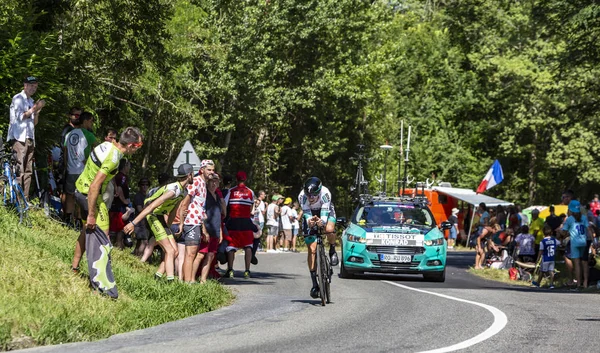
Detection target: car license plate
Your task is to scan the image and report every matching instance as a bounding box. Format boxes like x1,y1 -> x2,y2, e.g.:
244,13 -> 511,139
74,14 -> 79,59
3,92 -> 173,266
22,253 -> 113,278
379,254 -> 411,263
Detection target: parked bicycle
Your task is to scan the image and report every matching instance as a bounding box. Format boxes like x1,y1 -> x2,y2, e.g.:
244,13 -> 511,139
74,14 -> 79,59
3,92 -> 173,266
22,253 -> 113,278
0,147 -> 30,225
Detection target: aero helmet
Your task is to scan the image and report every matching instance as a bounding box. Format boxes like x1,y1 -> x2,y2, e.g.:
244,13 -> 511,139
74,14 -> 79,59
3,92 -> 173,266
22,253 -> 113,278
303,177 -> 322,196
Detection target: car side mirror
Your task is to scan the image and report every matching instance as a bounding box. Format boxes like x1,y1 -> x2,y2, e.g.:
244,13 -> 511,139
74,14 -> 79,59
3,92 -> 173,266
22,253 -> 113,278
440,221 -> 452,230
336,217 -> 347,227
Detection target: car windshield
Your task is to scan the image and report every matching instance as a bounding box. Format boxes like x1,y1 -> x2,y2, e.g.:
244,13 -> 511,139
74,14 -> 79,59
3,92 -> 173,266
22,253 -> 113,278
353,204 -> 435,228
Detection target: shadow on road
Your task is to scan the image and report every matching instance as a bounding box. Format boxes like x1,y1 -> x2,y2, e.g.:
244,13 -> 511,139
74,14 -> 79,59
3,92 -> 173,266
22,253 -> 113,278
290,299 -> 325,306
219,271 -> 296,285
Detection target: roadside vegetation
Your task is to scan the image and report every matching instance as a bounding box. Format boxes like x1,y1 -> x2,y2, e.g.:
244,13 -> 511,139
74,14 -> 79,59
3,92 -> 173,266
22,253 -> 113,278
0,208 -> 234,351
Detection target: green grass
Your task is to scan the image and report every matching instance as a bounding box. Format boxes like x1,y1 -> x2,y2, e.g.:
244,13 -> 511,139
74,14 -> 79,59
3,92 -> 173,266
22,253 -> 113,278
0,207 -> 234,351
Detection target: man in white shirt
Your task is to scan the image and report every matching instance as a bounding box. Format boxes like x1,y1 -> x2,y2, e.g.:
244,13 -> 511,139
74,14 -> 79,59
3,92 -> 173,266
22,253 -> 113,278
280,197 -> 293,251
266,194 -> 282,252
7,76 -> 45,199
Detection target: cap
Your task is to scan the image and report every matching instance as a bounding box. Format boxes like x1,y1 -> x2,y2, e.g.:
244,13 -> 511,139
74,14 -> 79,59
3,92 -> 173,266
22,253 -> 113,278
236,171 -> 247,182
24,76 -> 38,84
200,159 -> 214,168
568,200 -> 581,213
451,208 -> 459,214
176,163 -> 194,177
284,197 -> 292,205
531,208 -> 540,215
272,194 -> 282,201
209,173 -> 220,180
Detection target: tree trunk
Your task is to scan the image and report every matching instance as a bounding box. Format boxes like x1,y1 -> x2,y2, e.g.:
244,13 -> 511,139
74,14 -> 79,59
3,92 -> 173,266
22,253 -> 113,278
528,130 -> 538,204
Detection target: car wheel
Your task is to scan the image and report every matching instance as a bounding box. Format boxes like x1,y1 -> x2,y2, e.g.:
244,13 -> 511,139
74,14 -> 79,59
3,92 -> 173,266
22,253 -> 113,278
339,243 -> 354,279
423,267 -> 446,282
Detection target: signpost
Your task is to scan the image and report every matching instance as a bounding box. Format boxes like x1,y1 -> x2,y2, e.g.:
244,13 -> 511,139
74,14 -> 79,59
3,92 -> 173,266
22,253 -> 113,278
173,140 -> 202,176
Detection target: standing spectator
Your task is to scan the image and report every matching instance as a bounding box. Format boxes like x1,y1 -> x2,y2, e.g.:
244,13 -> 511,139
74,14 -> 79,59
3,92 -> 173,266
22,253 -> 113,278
561,200 -> 591,290
104,128 -> 118,143
448,208 -> 459,249
124,163 -> 194,282
276,195 -> 285,251
477,202 -> 490,235
250,190 -> 266,265
280,197 -> 293,252
517,205 -> 529,226
544,205 -> 562,237
507,205 -> 521,234
290,202 -> 301,252
139,173 -> 171,263
195,173 -> 225,283
58,107 -> 82,203
109,159 -> 131,250
532,225 -> 560,289
530,209 -> 545,254
178,159 -> 213,283
266,195 -> 281,252
223,171 -> 257,278
132,177 -> 150,256
63,112 -> 96,225
590,194 -> 600,216
71,127 -> 143,274
515,225 -> 535,263
7,76 -> 45,199
495,205 -> 506,230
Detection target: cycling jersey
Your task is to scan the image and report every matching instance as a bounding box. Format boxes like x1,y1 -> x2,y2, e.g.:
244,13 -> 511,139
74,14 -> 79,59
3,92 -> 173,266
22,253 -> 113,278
225,184 -> 255,219
76,141 -> 123,195
298,185 -> 335,224
64,128 -> 96,175
144,181 -> 187,216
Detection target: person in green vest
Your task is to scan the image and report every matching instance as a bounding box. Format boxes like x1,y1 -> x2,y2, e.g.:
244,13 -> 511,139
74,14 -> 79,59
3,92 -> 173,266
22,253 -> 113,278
530,209 -> 545,254
123,163 -> 194,282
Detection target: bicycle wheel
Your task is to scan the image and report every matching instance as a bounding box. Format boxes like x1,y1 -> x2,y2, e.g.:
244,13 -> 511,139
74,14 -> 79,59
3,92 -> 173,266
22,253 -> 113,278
320,245 -> 332,304
316,242 -> 327,306
13,183 -> 29,226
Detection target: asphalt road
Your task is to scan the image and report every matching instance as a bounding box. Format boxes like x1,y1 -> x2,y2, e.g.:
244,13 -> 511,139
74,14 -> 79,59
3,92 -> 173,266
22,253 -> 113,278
22,251 -> 600,353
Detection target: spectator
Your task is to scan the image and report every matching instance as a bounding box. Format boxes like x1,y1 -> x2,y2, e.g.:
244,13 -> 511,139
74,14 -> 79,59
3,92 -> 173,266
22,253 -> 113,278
58,106 -> 82,205
544,205 -> 562,237
280,197 -> 293,252
109,158 -> 131,250
194,173 -> 225,283
221,174 -> 234,199
515,225 -> 535,263
250,190 -> 266,264
104,128 -> 118,143
71,127 -> 144,274
474,216 -> 501,269
561,200 -> 591,290
530,209 -> 545,253
507,205 -> 521,234
178,159 -> 213,283
495,205 -> 506,230
139,173 -> 171,263
476,202 -> 489,237
448,208 -> 459,250
63,112 -> 96,225
532,224 -> 560,288
266,195 -> 281,252
290,202 -> 301,252
132,177 -> 150,257
590,194 -> 600,217
7,76 -> 46,199
517,205 -> 529,226
276,195 -> 285,251
124,163 -> 194,282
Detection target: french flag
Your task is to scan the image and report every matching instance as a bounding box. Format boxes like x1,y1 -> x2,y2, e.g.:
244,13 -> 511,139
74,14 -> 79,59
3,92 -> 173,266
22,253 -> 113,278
477,160 -> 504,193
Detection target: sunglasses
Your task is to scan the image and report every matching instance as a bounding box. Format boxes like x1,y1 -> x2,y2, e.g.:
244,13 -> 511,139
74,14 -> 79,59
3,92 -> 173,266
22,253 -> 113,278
130,141 -> 143,148
71,114 -> 81,119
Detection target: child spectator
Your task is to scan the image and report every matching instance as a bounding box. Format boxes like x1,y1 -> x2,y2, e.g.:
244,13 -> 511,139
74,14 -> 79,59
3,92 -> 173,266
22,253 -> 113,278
533,225 -> 560,288
515,225 -> 535,263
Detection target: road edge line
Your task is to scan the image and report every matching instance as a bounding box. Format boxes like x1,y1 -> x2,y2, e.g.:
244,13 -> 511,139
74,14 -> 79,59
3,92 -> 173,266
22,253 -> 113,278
382,280 -> 507,353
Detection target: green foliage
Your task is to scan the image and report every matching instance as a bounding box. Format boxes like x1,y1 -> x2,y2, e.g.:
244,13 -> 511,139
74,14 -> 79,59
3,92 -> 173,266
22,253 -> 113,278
0,207 -> 234,350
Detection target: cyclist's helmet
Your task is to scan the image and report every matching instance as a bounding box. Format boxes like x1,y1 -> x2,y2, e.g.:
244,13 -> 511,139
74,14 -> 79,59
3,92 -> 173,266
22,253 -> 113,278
303,177 -> 322,197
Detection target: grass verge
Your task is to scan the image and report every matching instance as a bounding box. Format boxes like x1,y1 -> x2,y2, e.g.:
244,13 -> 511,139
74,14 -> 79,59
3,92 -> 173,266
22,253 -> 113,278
0,207 -> 234,351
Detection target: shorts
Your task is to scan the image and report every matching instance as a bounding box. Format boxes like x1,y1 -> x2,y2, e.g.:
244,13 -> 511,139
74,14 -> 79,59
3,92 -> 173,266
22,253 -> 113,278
292,225 -> 298,237
109,211 -> 126,232
267,225 -> 279,236
282,229 -> 292,241
449,227 -> 457,240
147,214 -> 173,242
253,221 -> 263,239
172,224 -> 184,244
199,236 -> 219,254
183,224 -> 201,246
134,222 -> 149,240
570,244 -> 588,260
541,261 -> 555,273
74,190 -> 110,233
65,174 -> 79,195
225,229 -> 254,251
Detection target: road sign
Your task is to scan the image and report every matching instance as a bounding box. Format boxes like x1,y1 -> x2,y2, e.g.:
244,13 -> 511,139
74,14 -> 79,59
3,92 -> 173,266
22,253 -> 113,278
173,140 -> 202,176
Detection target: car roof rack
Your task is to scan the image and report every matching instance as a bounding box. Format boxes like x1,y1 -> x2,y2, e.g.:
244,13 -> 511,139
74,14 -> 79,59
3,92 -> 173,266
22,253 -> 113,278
357,193 -> 430,207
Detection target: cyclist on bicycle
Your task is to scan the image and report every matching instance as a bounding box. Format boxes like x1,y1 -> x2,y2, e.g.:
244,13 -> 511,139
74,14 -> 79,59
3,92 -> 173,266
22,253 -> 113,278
298,177 -> 338,299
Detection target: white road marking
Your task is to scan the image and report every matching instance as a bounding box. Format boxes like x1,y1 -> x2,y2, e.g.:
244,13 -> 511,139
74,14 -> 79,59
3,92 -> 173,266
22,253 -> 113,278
382,281 -> 508,353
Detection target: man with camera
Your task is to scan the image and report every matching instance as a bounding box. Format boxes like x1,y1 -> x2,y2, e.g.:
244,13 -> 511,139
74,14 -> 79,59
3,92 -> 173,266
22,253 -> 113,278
7,76 -> 46,200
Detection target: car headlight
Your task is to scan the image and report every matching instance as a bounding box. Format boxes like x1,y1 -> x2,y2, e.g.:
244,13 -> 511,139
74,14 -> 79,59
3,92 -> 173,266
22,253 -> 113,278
347,234 -> 366,243
424,238 -> 444,246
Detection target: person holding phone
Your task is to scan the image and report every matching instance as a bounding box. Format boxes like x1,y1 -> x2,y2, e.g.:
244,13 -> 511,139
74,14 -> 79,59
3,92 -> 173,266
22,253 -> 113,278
7,75 -> 46,199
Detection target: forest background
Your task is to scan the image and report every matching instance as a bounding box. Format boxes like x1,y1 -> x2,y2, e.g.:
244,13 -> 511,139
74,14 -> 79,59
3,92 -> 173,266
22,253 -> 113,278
1,0 -> 599,216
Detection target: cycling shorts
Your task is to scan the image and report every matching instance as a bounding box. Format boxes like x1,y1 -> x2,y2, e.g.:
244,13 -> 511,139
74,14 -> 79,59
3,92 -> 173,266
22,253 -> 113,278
147,214 -> 173,242
74,190 -> 110,233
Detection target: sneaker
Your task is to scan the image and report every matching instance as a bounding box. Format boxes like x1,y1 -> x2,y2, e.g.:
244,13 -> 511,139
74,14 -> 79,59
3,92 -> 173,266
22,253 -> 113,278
283,248 -> 289,252
71,267 -> 80,275
251,256 -> 258,265
267,249 -> 277,253
330,251 -> 339,266
531,281 -> 539,288
154,274 -> 163,281
244,270 -> 251,279
225,269 -> 234,278
310,286 -> 320,299
549,285 -> 555,290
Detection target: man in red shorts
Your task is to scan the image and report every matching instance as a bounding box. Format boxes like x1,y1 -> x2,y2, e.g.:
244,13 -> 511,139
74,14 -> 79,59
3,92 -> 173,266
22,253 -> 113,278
224,171 -> 257,278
